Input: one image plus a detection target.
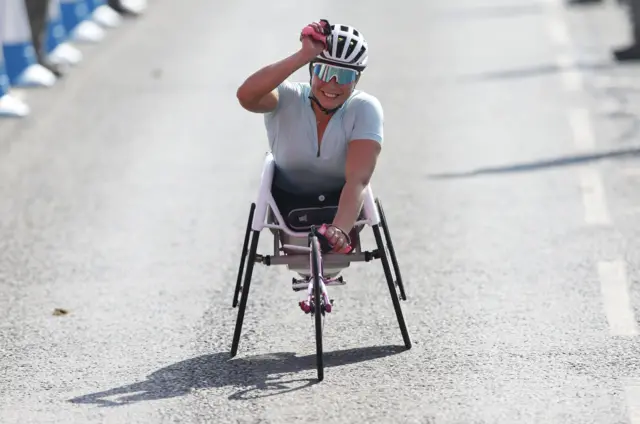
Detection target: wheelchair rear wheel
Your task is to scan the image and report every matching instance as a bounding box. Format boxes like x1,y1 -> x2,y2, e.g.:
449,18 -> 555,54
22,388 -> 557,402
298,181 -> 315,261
233,203 -> 256,308
376,198 -> 407,301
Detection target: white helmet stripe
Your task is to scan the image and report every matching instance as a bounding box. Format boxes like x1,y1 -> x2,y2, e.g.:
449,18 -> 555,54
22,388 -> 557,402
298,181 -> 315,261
345,36 -> 363,62
331,30 -> 339,58
319,23 -> 369,71
342,31 -> 353,60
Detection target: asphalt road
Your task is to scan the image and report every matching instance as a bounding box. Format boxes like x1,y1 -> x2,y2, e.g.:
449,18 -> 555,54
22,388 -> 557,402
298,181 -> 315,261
2,0 -> 640,423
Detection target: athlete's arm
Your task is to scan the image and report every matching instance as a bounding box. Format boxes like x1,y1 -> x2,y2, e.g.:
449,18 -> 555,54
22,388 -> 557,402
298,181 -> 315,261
236,26 -> 325,113
331,95 -> 384,242
332,140 -> 381,236
236,52 -> 310,113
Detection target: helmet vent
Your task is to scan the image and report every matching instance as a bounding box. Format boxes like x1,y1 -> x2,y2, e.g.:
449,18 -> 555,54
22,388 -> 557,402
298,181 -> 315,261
345,39 -> 357,58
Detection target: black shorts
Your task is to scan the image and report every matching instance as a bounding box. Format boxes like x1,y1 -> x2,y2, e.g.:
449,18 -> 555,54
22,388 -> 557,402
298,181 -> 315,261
271,181 -> 367,236
271,183 -> 343,232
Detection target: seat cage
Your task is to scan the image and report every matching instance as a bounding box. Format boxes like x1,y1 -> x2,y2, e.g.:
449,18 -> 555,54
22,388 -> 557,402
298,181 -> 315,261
230,154 -> 412,374
246,152 -> 384,276
251,152 -> 381,238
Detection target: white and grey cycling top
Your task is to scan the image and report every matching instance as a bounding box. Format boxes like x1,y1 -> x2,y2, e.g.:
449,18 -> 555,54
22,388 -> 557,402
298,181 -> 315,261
263,80 -> 384,195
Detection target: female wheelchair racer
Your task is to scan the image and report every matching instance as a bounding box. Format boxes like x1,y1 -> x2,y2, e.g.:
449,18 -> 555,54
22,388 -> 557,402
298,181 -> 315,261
235,19 -> 382,254
232,19 -> 411,381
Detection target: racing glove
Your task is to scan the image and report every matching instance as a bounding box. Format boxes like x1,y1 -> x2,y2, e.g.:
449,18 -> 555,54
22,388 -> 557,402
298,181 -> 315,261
314,224 -> 353,254
300,19 -> 333,50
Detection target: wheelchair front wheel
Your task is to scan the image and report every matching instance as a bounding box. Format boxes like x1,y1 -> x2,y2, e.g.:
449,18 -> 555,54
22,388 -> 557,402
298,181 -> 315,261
310,233 -> 324,381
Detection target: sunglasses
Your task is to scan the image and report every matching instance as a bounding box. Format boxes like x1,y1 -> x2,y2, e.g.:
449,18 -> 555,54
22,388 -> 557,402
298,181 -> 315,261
312,63 -> 359,85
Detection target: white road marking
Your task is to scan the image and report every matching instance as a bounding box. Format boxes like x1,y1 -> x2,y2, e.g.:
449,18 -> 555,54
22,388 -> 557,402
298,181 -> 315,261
543,0 -> 564,10
547,17 -> 571,47
544,0 -> 585,92
625,383 -> 640,424
621,167 -> 640,177
568,108 -> 596,152
598,260 -> 638,336
579,167 -> 611,226
556,54 -> 584,92
568,109 -> 609,225
620,207 -> 640,216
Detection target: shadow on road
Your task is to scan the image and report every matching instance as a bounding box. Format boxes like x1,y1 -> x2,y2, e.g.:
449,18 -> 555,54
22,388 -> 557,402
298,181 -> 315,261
434,2 -> 546,20
67,345 -> 406,405
427,146 -> 640,179
457,61 -> 615,83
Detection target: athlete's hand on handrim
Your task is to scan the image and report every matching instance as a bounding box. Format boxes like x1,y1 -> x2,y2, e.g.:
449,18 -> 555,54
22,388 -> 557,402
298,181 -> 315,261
316,224 -> 353,254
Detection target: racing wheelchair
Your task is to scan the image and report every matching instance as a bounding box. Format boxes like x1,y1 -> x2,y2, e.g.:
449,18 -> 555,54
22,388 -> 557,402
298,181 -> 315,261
230,152 -> 411,381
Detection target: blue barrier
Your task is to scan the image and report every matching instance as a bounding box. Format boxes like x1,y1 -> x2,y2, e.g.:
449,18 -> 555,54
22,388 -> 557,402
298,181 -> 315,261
0,0 -> 147,120
46,0 -> 82,66
0,35 -> 29,117
121,0 -> 146,15
59,0 -> 105,43
1,0 -> 57,87
89,0 -> 123,29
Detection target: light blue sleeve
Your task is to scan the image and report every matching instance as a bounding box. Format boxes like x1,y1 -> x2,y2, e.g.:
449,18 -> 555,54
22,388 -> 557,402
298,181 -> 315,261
267,80 -> 304,116
349,93 -> 384,144
264,80 -> 306,151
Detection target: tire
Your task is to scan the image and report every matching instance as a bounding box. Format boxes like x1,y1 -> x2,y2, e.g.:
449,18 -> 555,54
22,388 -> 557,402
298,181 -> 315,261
376,199 -> 407,301
233,203 -> 256,308
311,234 -> 324,381
230,230 -> 260,357
373,224 -> 411,349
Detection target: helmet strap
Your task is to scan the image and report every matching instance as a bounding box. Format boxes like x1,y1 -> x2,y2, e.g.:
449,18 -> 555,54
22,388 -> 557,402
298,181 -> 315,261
308,93 -> 342,115
307,62 -> 341,115
307,62 -> 361,115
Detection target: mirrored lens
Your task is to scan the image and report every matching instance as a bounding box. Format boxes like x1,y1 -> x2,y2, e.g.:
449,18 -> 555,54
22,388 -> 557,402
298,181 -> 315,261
313,63 -> 358,84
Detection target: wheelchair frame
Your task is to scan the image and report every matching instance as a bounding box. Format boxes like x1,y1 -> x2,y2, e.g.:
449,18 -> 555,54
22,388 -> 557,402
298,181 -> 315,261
230,152 -> 411,381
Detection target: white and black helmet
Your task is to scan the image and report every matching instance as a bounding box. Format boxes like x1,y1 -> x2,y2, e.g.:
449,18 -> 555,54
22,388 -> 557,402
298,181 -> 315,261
317,23 -> 369,72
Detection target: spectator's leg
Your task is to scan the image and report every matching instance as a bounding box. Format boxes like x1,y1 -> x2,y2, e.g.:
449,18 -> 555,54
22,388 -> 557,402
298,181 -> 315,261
23,0 -> 64,76
108,0 -> 142,17
614,0 -> 640,61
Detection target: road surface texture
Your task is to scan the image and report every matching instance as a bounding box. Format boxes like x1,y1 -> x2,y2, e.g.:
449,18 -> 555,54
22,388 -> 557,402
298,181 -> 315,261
1,0 -> 640,423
